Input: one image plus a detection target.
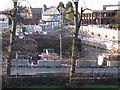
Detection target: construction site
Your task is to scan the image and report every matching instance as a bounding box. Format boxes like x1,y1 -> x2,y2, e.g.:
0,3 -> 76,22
1,26 -> 120,89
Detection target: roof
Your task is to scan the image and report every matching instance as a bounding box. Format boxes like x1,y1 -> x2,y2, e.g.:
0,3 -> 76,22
93,10 -> 118,13
31,8 -> 42,14
42,7 -> 59,16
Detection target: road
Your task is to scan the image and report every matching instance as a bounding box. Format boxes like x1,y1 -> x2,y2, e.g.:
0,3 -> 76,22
81,44 -> 107,60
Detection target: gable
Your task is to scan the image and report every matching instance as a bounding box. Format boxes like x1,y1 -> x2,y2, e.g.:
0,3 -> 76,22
42,7 -> 60,16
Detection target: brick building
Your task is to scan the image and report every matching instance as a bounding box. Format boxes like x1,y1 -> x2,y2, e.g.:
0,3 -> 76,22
82,9 -> 120,25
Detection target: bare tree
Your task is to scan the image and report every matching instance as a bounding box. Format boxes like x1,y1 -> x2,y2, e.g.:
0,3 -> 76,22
2,1 -> 31,87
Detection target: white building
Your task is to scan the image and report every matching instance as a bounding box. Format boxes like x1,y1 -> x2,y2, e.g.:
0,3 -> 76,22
42,7 -> 60,30
0,14 -> 9,31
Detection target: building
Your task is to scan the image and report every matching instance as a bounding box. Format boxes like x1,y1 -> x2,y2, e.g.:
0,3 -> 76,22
82,9 -> 120,25
25,8 -> 43,25
18,7 -> 32,20
82,10 -> 93,25
0,14 -> 9,31
42,7 -> 60,30
119,1 -> 120,9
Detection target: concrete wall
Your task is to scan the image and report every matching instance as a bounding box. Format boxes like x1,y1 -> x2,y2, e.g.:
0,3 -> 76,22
80,26 -> 120,50
11,59 -> 30,67
80,26 -> 120,40
37,60 -> 61,67
76,60 -> 97,67
107,61 -> 120,67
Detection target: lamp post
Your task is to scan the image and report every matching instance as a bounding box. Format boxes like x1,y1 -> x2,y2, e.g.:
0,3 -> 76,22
74,0 -> 79,38
60,7 -> 63,63
69,0 -> 79,86
12,0 -> 18,36
13,0 -> 18,6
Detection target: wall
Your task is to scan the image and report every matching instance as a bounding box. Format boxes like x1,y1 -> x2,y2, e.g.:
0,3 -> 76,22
80,26 -> 120,50
80,26 -> 120,40
37,60 -> 61,67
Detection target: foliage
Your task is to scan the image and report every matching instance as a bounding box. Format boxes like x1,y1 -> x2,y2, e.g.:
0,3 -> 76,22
65,1 -> 74,24
65,21 -> 72,25
57,2 -> 65,9
66,1 -> 73,10
66,7 -> 74,20
57,1 -> 75,24
57,2 -> 67,25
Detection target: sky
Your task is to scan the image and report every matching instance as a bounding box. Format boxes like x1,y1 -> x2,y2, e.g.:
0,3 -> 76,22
0,0 -> 120,11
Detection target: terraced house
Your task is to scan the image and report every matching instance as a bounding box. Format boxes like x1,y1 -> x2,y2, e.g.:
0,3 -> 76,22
42,7 -> 60,30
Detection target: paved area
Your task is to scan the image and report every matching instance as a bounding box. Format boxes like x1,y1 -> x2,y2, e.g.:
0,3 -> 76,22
10,67 -> 120,75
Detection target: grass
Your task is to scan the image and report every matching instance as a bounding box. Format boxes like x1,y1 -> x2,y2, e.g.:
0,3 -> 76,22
21,85 -> 65,90
20,84 -> 119,90
88,84 -> 120,89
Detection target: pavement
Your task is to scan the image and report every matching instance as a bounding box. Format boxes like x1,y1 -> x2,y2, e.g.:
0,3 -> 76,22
10,67 -> 120,76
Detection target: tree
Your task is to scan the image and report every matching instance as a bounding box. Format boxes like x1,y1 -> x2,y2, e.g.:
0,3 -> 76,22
66,1 -> 73,10
57,2 -> 67,25
65,1 -> 74,25
57,1 -> 65,9
57,2 -> 66,14
66,7 -> 74,20
2,2 -> 31,79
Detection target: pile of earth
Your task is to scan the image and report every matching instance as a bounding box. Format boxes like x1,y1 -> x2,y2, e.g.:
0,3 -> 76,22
2,31 -> 81,60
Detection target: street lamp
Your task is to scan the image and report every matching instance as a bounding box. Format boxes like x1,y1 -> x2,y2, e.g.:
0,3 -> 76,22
69,0 -> 79,86
12,0 -> 18,36
73,0 -> 79,37
74,0 -> 79,2
12,0 -> 18,5
12,0 -> 18,9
